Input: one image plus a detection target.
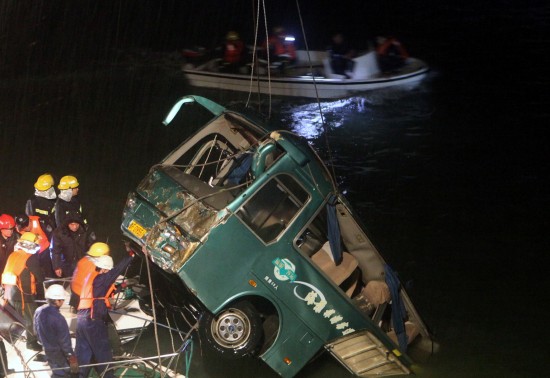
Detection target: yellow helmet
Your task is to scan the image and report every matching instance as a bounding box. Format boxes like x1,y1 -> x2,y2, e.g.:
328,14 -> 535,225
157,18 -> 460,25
20,232 -> 38,243
34,173 -> 55,191
226,31 -> 239,41
88,242 -> 110,257
58,175 -> 79,190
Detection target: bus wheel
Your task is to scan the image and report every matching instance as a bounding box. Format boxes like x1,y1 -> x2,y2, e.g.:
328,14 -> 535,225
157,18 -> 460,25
199,301 -> 263,358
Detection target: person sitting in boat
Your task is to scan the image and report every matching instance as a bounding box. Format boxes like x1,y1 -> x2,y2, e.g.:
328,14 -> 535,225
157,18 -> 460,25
376,36 -> 409,73
220,31 -> 246,73
329,33 -> 356,78
264,26 -> 296,72
34,284 -> 79,377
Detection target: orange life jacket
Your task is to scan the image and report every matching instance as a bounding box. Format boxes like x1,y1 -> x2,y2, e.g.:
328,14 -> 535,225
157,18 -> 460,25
71,256 -> 95,296
78,270 -> 115,318
20,215 -> 50,253
1,250 -> 36,309
267,36 -> 296,60
376,37 -> 409,59
224,40 -> 244,63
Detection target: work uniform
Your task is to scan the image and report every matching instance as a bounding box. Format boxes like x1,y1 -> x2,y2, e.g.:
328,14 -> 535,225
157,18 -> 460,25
51,217 -> 95,278
2,249 -> 44,348
25,195 -> 56,238
76,256 -> 133,378
34,303 -> 74,377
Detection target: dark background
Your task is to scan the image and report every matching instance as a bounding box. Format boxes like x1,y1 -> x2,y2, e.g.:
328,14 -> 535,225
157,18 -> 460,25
1,1 -> 549,377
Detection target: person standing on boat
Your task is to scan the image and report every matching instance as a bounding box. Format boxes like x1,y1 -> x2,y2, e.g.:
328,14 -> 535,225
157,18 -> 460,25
25,173 -> 57,239
51,211 -> 96,279
264,26 -> 296,72
76,252 -> 134,378
0,214 -> 18,275
34,284 -> 79,377
220,31 -> 246,73
329,33 -> 356,78
55,175 -> 88,228
71,242 -> 124,356
1,232 -> 44,351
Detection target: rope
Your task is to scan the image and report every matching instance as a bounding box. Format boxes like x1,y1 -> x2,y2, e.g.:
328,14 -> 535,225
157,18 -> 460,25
143,245 -> 163,372
294,0 -> 338,193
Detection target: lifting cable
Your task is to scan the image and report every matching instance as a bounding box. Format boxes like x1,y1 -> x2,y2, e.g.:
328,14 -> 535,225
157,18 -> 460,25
294,0 -> 338,193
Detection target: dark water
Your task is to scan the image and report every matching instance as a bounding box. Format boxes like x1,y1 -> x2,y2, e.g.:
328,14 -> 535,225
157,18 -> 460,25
1,1 -> 549,377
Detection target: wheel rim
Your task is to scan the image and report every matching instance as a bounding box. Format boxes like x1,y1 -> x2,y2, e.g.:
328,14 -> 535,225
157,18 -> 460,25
211,308 -> 252,349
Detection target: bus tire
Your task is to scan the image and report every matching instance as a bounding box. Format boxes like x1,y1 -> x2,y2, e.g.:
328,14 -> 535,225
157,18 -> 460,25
199,300 -> 263,358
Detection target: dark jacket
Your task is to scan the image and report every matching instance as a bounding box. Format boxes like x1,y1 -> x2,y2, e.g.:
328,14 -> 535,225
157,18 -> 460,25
51,219 -> 95,277
34,303 -> 73,355
55,196 -> 86,228
26,195 -> 57,237
0,233 -> 18,274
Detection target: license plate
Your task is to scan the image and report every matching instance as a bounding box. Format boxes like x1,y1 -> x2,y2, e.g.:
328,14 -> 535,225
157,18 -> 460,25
128,220 -> 147,239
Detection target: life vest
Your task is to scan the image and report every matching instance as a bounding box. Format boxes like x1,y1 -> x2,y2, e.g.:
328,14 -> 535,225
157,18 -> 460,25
78,270 -> 115,318
267,36 -> 296,60
71,256 -> 95,296
1,250 -> 37,309
376,37 -> 409,59
224,40 -> 244,64
19,215 -> 50,253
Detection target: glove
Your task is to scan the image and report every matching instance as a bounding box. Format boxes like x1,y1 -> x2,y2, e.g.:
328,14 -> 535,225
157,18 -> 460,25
124,241 -> 135,257
68,354 -> 79,374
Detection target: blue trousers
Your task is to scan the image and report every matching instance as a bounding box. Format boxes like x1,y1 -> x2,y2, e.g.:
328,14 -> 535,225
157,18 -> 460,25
44,350 -> 70,378
75,316 -> 113,378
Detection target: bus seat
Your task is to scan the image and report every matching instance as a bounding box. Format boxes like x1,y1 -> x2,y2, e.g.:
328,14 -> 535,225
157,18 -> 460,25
312,242 -> 358,287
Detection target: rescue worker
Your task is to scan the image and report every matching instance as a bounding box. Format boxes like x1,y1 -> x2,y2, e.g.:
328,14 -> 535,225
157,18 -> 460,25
34,284 -> 78,377
25,173 -> 57,239
51,211 -> 96,279
329,33 -> 356,77
55,175 -> 88,227
70,242 -> 110,308
0,214 -> 17,275
76,252 -> 134,378
220,31 -> 246,73
264,26 -> 296,72
71,242 -> 123,356
1,232 -> 44,351
376,36 -> 409,72
15,214 -> 55,278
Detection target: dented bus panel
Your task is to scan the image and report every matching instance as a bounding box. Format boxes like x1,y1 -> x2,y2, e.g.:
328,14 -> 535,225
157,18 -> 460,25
121,96 -> 434,377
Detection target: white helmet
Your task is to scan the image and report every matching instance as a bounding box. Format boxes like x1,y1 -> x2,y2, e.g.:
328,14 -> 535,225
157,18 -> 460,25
45,284 -> 66,300
94,255 -> 113,270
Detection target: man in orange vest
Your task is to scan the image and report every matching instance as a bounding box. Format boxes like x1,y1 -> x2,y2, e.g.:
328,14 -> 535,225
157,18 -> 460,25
1,232 -> 45,351
264,26 -> 296,72
220,31 -> 246,73
15,214 -> 54,279
75,250 -> 134,378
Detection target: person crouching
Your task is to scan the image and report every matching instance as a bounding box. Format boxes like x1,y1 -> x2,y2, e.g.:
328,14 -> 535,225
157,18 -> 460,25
75,251 -> 133,378
34,284 -> 78,377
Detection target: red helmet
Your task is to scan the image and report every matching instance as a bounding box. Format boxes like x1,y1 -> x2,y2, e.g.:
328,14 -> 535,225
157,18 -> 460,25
0,214 -> 16,229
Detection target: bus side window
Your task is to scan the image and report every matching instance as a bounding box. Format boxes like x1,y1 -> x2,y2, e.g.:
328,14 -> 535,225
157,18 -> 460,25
237,174 -> 309,244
